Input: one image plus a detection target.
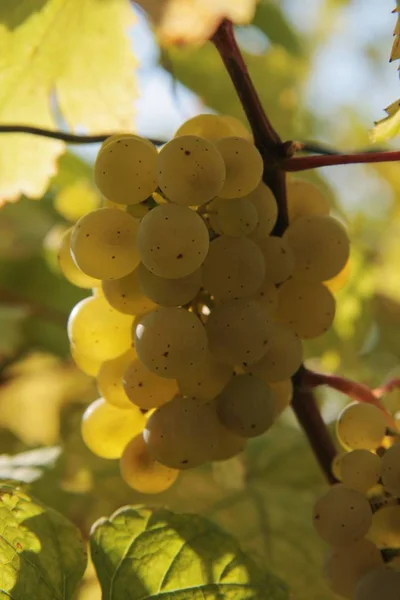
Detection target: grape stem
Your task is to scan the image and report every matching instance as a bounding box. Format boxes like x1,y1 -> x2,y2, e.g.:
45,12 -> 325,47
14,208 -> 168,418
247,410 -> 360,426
374,378 -> 400,398
283,149 -> 400,171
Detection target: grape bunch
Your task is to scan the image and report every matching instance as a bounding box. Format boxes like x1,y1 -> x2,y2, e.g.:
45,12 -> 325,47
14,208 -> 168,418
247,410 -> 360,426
56,113 -> 350,496
313,401 -> 400,599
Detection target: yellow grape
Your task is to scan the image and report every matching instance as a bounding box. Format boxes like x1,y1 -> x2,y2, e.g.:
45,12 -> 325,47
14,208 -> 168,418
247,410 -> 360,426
57,229 -> 100,288
157,135 -> 226,206
144,396 -> 221,468
339,449 -> 381,493
336,403 -> 387,451
276,279 -> 336,339
178,352 -> 233,401
251,278 -> 279,314
221,115 -> 253,142
81,397 -> 145,459
367,505 -> 400,548
175,113 -> 252,141
247,183 -> 278,241
123,357 -> 178,410
206,299 -> 273,367
138,262 -> 202,307
215,137 -> 263,198
287,178 -> 331,222
203,235 -> 265,301
212,423 -> 246,461
284,215 -> 350,282
213,197 -> 258,236
68,296 -> 133,361
101,197 -> 127,211
97,349 -> 136,409
257,236 -> 295,284
102,266 -> 156,315
95,136 -> 158,204
70,345 -> 102,377
120,434 -> 179,494
324,256 -> 351,292
71,208 -> 140,280
381,443 -> 400,497
269,379 -> 293,418
100,132 -> 136,150
43,223 -> 68,272
355,569 -> 400,600
138,204 -> 209,278
331,451 -> 346,481
54,180 -> 100,222
247,324 -> 303,382
216,374 -> 276,438
134,307 -> 207,378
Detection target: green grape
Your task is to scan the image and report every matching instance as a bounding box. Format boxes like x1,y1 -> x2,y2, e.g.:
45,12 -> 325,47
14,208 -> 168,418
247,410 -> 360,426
381,443 -> 400,497
134,307 -> 207,378
123,357 -> 178,410
368,505 -> 400,548
257,236 -> 295,284
251,278 -> 279,314
247,183 -> 278,241
202,236 -> 265,301
94,135 -> 158,204
276,279 -> 336,339
102,197 -> 127,211
138,262 -> 202,307
324,539 -> 384,600
127,202 -> 152,219
97,349 -> 136,409
81,397 -> 145,459
102,266 -> 156,315
269,379 -> 293,418
54,180 -> 100,222
336,403 -> 387,451
157,135 -> 226,206
178,352 -> 233,401
100,132 -> 136,150
70,345 -> 102,377
216,374 -> 276,438
57,229 -> 100,288
144,396 -> 221,468
138,204 -> 209,278
331,452 -> 346,481
340,449 -> 381,493
215,137 -> 263,199
213,197 -> 258,236
175,113 -> 252,141
71,208 -> 140,280
287,178 -> 331,222
120,434 -> 179,494
312,484 -> 372,546
43,223 -> 68,273
284,215 -> 350,282
221,115 -> 253,142
212,423 -> 246,461
68,296 -> 133,361
206,299 -> 273,367
247,324 -> 303,382
355,569 -> 400,600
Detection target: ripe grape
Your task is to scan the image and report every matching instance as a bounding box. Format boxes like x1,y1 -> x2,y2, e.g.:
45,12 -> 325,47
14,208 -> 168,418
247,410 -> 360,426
368,505 -> 400,548
175,114 -> 252,141
340,449 -> 381,493
68,296 -> 133,361
355,568 -> 400,600
97,349 -> 136,409
81,398 -> 145,459
312,484 -> 372,546
127,202 -> 152,219
213,197 -> 258,236
94,136 -> 158,204
123,357 -> 178,410
202,235 -> 265,301
216,374 -> 276,438
257,236 -> 295,284
215,137 -> 263,198
134,307 -> 207,378
287,178 -> 331,222
120,434 -> 179,494
324,539 -> 384,599
247,183 -> 278,241
276,279 -> 336,339
138,263 -> 202,307
212,423 -> 246,461
71,208 -> 140,280
178,352 -> 233,401
336,403 -> 387,450
206,299 -> 273,366
70,345 -> 102,377
144,396 -> 221,468
57,229 -> 100,288
284,215 -> 350,282
137,204 -> 209,278
381,443 -> 400,497
269,379 -> 293,418
252,278 -> 279,313
157,135 -> 225,206
247,324 -> 303,382
102,266 -> 156,315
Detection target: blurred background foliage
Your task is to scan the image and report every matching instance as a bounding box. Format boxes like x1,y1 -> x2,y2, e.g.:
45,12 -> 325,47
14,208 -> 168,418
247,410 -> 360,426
0,1 -> 398,599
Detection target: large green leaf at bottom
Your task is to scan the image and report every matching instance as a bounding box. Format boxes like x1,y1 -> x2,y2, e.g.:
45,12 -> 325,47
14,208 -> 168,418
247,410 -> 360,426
90,505 -> 288,600
0,483 -> 87,599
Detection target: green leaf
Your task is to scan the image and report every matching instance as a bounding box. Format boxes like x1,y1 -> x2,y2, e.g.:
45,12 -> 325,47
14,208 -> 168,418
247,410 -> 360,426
0,483 -> 87,599
90,505 -> 288,600
371,99 -> 400,143
0,0 -> 136,203
252,1 -> 302,55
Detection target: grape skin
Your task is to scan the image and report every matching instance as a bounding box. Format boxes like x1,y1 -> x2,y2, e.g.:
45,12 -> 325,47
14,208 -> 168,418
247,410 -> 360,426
57,229 -> 100,289
287,178 -> 331,222
355,568 -> 400,600
97,349 -> 136,410
336,403 -> 387,451
138,262 -> 202,307
269,379 -> 293,418
247,324 -> 303,382
215,137 -> 263,199
381,443 -> 400,497
257,236 -> 295,284
213,197 -> 258,236
368,505 -> 400,549
123,357 -> 178,410
70,345 -> 102,377
211,422 -> 246,461
251,278 -> 279,314
340,449 -> 381,493
247,183 -> 278,241
177,352 -> 233,402
102,266 -> 156,315
175,114 -> 252,142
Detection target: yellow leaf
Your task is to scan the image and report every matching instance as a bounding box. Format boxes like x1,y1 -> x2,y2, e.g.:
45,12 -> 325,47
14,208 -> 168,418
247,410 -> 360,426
54,179 -> 101,222
371,99 -> 400,143
0,0 -> 136,203
136,0 -> 258,45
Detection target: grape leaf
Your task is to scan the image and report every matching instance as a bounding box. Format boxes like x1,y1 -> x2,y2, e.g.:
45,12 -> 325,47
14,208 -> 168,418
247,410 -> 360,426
252,1 -> 302,55
90,505 -> 288,600
135,0 -> 258,45
0,483 -> 86,599
0,0 -> 136,203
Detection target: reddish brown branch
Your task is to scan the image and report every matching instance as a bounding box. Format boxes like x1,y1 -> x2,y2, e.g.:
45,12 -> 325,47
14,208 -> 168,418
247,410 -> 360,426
283,150 -> 400,171
374,378 -> 400,398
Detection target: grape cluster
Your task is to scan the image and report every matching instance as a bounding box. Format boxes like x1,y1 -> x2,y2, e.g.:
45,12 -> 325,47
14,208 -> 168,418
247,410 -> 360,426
57,113 -> 350,495
313,401 -> 400,599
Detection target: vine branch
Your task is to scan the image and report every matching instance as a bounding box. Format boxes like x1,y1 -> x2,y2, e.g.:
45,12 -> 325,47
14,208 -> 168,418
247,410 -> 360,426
283,149 -> 400,171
